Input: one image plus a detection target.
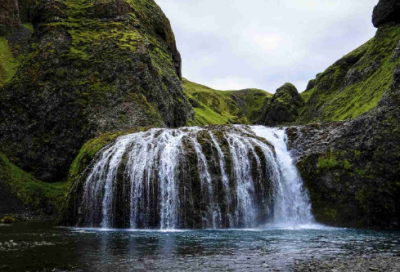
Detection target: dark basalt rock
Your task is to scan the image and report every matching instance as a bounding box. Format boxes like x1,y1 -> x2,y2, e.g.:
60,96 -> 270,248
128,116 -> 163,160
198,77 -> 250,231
305,79 -> 316,92
287,63 -> 400,229
373,0 -> 400,28
0,0 -> 21,36
263,83 -> 304,126
0,0 -> 194,182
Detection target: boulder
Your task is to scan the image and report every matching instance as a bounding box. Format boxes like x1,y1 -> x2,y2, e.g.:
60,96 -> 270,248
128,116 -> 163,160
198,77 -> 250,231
373,0 -> 400,28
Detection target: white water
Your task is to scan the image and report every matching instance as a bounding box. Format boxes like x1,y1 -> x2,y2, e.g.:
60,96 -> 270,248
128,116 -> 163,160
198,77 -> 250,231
251,126 -> 314,227
80,126 -> 315,229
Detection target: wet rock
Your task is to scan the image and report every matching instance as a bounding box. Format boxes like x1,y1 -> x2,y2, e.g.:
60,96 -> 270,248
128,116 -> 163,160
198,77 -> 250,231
287,60 -> 400,229
0,217 -> 16,224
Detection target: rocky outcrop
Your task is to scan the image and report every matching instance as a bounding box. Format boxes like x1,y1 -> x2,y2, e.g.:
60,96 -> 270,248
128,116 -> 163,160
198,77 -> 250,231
287,63 -> 400,229
0,0 -> 194,182
283,0 -> 400,229
373,0 -> 400,28
305,79 -> 316,92
0,0 -> 21,36
298,23 -> 400,124
262,83 -> 304,126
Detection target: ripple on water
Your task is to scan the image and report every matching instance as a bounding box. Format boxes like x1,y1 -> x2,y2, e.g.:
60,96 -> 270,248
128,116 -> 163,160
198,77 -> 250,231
0,222 -> 400,272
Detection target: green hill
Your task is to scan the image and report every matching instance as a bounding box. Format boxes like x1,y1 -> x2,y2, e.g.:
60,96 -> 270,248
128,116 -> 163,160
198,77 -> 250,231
183,78 -> 272,126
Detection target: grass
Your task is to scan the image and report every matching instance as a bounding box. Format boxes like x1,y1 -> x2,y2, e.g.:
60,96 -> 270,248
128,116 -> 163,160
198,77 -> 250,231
0,153 -> 68,214
183,78 -> 272,126
298,24 -> 400,123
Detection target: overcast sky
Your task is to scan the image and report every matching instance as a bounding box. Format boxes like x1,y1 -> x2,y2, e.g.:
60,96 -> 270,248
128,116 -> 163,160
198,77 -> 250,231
157,0 -> 379,93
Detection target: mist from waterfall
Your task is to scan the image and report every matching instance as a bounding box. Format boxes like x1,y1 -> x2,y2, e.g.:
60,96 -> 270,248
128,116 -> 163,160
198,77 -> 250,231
78,126 -> 314,229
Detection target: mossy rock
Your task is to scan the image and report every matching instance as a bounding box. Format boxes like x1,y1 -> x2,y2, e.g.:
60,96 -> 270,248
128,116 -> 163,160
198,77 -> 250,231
0,0 -> 193,182
262,83 -> 304,126
0,216 -> 16,224
0,153 -> 68,214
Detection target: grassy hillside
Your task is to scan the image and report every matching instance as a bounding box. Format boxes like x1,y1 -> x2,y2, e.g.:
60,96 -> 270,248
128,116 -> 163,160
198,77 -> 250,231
183,78 -> 272,126
298,24 -> 400,123
0,153 -> 68,214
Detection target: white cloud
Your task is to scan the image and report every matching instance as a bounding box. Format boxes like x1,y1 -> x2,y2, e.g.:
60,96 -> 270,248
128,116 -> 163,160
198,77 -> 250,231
207,77 -> 260,91
157,0 -> 379,93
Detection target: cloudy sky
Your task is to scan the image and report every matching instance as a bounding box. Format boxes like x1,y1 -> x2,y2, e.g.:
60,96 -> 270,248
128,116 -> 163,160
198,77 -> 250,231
157,0 -> 379,93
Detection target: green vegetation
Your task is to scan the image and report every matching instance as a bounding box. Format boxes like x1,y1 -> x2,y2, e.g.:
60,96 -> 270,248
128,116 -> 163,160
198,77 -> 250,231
300,87 -> 315,103
183,78 -> 272,126
317,152 -> 340,169
0,153 -> 68,214
0,37 -> 19,87
0,216 -> 16,224
298,24 -> 400,123
68,127 -> 151,183
23,23 -> 34,32
317,152 -> 354,172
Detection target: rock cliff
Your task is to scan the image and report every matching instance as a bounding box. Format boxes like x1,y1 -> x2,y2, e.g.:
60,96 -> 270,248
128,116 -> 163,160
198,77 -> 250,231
0,0 -> 193,182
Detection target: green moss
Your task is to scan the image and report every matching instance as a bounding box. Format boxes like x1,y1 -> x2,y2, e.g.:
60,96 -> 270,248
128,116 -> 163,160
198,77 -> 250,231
323,208 -> 338,220
344,160 -> 352,170
68,127 -> 152,183
23,23 -> 34,32
0,217 -> 16,224
317,152 -> 353,172
0,153 -> 68,213
317,152 -> 340,169
67,47 -> 90,61
0,37 -> 19,87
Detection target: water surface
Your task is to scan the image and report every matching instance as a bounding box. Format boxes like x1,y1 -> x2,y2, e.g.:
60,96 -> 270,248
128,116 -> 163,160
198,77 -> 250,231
1,222 -> 399,271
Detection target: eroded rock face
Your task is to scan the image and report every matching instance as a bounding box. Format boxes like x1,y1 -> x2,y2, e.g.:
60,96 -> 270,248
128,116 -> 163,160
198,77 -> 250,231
0,0 -> 21,36
263,83 -> 304,126
0,0 -> 194,182
287,64 -> 400,229
373,0 -> 400,28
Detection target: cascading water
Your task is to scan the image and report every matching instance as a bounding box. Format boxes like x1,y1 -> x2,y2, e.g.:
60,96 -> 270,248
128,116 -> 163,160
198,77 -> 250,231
251,126 -> 314,226
68,126 -> 314,229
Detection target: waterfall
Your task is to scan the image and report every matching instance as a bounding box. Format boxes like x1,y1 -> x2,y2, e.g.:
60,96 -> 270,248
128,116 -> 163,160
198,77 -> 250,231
251,126 -> 314,226
73,126 -> 314,229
